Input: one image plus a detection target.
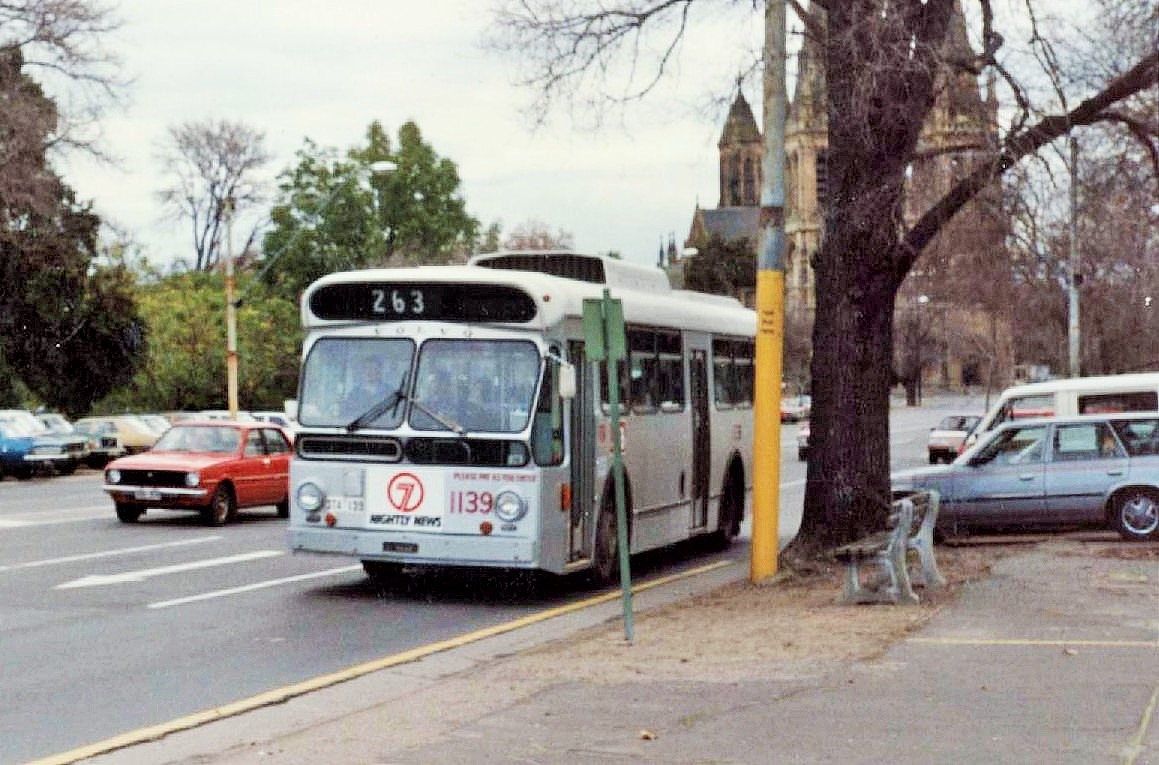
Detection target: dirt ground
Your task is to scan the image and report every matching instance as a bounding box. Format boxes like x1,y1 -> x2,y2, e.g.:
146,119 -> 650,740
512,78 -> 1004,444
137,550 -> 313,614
500,541 -> 1014,686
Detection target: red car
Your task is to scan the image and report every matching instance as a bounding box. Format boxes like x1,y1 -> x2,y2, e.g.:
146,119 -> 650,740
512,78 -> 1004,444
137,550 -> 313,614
103,421 -> 293,525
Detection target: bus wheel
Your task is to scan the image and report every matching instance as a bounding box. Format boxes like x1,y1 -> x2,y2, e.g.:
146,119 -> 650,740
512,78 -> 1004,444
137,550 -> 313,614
362,560 -> 403,586
591,504 -> 620,586
706,484 -> 740,551
115,503 -> 143,523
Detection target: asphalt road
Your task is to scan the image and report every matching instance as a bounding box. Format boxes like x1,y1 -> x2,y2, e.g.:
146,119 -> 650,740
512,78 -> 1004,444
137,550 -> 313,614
0,394 -> 982,764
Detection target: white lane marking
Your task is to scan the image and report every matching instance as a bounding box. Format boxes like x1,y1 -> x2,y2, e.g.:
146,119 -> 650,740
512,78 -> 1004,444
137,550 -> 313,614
0,536 -> 222,573
0,505 -> 111,528
55,550 -> 284,589
148,565 -> 363,609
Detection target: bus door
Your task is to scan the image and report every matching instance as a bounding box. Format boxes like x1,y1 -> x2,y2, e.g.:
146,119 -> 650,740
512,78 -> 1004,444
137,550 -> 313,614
690,349 -> 710,528
567,340 -> 596,561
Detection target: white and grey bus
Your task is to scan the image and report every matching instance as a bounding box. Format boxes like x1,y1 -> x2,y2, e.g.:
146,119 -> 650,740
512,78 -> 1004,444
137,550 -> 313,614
287,252 -> 756,583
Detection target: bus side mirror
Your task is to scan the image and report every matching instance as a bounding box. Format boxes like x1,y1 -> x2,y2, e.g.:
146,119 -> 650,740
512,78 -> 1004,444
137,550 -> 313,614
558,364 -> 576,400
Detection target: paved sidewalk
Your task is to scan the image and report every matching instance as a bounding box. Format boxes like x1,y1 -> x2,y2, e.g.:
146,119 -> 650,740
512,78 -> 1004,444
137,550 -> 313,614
80,539 -> 1158,765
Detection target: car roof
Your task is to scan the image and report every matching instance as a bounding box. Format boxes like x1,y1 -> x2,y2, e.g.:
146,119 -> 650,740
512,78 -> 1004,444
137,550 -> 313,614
994,411 -> 1159,430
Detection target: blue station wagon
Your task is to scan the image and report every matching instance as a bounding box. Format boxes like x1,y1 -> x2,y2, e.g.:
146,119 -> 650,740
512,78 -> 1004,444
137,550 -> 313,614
893,413 -> 1159,541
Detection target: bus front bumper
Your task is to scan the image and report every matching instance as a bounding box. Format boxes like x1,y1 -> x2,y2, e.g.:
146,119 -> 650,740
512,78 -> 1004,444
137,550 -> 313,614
287,527 -> 539,569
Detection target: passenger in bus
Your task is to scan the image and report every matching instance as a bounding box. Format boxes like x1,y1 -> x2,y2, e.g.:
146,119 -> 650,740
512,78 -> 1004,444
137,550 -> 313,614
342,359 -> 382,419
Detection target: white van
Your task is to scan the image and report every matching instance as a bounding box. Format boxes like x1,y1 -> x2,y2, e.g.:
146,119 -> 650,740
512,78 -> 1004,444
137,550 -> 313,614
965,372 -> 1159,449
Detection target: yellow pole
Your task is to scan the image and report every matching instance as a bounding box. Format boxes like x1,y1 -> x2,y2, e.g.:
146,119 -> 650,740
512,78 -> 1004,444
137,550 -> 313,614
750,0 -> 786,582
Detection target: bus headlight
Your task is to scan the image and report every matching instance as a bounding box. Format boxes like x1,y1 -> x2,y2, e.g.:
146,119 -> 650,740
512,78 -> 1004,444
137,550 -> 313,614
493,491 -> 527,522
184,471 -> 200,488
297,482 -> 325,512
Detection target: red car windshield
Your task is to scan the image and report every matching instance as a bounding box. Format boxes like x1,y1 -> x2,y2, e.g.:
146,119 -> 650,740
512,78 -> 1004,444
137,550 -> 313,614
154,425 -> 240,454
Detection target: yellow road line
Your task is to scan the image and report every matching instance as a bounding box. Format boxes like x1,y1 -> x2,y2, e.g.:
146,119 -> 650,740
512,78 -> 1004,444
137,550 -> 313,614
29,559 -> 736,765
1122,685 -> 1159,765
910,637 -> 1159,648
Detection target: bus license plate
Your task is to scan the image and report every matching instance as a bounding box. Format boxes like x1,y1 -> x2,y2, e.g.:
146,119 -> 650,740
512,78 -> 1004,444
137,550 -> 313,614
324,497 -> 364,514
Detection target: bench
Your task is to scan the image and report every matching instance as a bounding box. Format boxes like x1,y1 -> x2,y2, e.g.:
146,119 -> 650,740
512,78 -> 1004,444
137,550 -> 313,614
832,491 -> 946,605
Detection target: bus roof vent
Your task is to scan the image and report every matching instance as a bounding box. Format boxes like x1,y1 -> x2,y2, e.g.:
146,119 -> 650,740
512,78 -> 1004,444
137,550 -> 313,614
470,251 -> 672,294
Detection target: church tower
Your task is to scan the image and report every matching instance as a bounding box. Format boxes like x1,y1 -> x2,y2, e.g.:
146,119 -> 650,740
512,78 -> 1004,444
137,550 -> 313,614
718,80 -> 763,207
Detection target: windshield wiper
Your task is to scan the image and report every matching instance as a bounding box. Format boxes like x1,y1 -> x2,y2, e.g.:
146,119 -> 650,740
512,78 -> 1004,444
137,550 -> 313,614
346,372 -> 409,432
409,398 -> 467,436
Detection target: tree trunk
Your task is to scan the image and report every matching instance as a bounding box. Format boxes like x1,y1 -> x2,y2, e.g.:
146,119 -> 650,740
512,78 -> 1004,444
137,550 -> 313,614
781,0 -> 952,565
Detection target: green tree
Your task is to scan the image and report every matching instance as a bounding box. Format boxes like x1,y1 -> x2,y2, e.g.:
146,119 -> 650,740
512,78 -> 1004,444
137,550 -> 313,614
682,234 -> 756,297
0,46 -> 143,416
261,120 -> 479,301
98,271 -> 299,413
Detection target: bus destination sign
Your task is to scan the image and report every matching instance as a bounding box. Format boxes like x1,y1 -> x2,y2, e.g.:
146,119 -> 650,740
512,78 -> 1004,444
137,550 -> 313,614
310,282 -> 538,323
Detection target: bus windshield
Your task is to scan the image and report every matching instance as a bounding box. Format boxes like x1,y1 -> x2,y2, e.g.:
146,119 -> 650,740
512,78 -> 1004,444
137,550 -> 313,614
299,337 -> 416,429
411,339 -> 540,434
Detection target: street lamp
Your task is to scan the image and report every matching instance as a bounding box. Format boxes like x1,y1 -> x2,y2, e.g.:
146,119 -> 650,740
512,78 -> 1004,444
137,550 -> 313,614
224,159 -> 397,420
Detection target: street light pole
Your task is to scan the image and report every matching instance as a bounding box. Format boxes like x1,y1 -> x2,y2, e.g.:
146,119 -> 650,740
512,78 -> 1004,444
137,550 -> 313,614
224,197 -> 239,420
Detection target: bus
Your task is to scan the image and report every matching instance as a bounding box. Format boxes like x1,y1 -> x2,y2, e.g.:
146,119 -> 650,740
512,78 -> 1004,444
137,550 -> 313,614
286,252 -> 756,584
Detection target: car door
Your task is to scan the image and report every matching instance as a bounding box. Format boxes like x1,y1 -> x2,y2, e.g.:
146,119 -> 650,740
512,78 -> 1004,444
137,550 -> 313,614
955,423 -> 1048,528
260,428 -> 292,503
232,428 -> 269,506
1045,421 -> 1127,524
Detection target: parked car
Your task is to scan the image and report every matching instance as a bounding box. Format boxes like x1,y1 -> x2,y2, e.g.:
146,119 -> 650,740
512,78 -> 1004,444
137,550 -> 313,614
893,412 -> 1159,541
0,418 -> 88,478
927,414 -> 981,464
102,420 -> 293,525
137,414 -> 173,436
0,410 -> 88,475
796,420 -> 810,461
73,415 -> 161,455
71,419 -> 126,468
780,394 -> 812,423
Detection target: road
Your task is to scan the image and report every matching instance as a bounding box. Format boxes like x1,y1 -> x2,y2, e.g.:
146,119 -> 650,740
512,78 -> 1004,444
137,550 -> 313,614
0,395 -> 983,764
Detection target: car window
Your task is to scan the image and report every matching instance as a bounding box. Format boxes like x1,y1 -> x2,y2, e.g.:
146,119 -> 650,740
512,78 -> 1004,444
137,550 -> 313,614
244,430 -> 264,456
262,428 -> 291,454
974,425 -> 1047,466
1110,418 -> 1159,456
1052,423 -> 1122,461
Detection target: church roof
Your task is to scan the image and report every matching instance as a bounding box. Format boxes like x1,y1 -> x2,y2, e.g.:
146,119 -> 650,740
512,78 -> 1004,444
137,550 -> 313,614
719,90 -> 761,147
698,207 -> 760,243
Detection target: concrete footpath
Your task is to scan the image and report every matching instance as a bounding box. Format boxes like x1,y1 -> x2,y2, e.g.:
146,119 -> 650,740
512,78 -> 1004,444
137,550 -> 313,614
73,537 -> 1159,765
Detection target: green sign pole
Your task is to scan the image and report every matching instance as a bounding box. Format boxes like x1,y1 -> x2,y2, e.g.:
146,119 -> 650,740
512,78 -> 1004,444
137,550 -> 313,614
583,288 -> 632,643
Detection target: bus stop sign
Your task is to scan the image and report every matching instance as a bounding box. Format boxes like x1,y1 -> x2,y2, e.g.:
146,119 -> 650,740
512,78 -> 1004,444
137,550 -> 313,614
582,294 -> 625,362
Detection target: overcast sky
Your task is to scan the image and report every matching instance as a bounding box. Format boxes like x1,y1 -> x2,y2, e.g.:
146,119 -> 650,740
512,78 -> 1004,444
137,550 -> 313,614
57,1 -> 765,271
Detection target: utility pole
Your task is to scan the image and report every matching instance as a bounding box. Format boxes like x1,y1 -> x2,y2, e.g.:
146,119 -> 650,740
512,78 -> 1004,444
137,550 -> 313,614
1067,135 -> 1081,378
224,197 -> 239,420
751,0 -> 786,583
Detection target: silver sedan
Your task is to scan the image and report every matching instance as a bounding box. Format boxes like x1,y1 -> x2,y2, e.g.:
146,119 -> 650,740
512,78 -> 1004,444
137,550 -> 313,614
893,413 -> 1159,541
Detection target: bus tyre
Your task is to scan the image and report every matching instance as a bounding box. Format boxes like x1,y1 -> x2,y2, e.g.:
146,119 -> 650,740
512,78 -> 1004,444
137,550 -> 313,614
707,486 -> 740,551
203,485 -> 235,526
362,560 -> 403,586
591,504 -> 620,586
1110,489 -> 1159,541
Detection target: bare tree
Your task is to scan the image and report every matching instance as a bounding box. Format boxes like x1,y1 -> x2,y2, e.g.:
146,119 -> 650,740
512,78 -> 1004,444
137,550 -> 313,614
157,119 -> 271,271
0,0 -> 124,213
503,219 -> 575,250
488,0 -> 1159,558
